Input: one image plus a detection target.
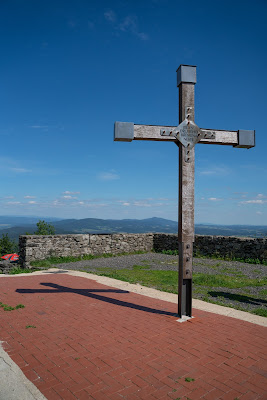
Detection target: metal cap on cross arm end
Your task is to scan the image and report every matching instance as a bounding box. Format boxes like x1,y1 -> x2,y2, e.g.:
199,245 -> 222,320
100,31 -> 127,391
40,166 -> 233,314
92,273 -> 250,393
114,121 -> 134,142
177,65 -> 197,87
234,130 -> 255,149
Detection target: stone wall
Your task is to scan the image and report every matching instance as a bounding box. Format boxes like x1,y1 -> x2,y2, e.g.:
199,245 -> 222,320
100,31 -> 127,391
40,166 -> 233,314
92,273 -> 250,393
19,233 -> 267,268
153,234 -> 267,262
19,233 -> 154,268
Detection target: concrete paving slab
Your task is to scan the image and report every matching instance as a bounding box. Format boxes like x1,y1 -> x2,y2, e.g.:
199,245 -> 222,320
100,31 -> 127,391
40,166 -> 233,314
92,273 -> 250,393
0,342 -> 46,400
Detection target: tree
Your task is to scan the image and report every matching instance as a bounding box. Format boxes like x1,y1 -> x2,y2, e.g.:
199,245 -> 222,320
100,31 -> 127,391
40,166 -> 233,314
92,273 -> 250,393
34,220 -> 55,235
0,234 -> 18,256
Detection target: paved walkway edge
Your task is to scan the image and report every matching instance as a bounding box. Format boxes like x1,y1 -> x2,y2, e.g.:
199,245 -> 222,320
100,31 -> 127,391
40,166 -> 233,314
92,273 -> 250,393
0,342 -> 47,400
2,268 -> 266,327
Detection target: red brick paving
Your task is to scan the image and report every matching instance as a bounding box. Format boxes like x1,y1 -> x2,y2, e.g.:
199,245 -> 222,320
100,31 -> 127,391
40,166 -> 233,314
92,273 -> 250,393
0,273 -> 266,400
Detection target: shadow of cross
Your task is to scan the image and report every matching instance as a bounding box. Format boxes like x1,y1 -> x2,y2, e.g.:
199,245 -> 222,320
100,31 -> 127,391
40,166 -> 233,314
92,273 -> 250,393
16,282 -> 177,317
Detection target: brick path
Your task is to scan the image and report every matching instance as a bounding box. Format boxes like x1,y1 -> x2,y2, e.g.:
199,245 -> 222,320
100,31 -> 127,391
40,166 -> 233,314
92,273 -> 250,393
0,273 -> 266,400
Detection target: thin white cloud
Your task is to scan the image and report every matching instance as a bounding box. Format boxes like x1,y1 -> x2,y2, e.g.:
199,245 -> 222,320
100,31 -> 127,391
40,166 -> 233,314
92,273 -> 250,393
98,172 -> 120,181
52,200 -> 63,206
104,10 -> 148,41
208,197 -> 222,201
11,168 -> 32,173
63,191 -> 80,195
104,10 -> 116,23
232,191 -> 248,199
240,199 -> 266,204
133,201 -> 151,207
29,125 -> 48,129
117,197 -> 176,209
0,157 -> 32,174
199,166 -> 230,176
119,16 -> 149,40
63,195 -> 77,200
24,195 -> 36,199
28,124 -> 64,132
73,202 -> 107,208
0,195 -> 179,220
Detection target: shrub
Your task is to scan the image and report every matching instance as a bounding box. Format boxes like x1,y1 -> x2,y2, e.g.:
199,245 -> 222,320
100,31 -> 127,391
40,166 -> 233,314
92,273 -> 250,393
0,234 -> 18,256
34,220 -> 55,235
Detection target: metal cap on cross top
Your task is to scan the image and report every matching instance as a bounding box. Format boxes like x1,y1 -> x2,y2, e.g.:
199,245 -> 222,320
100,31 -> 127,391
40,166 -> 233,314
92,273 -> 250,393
177,65 -> 197,86
114,65 -> 255,320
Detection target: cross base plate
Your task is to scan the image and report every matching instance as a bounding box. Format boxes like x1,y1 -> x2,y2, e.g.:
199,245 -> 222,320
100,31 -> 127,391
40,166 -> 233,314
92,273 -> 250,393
176,315 -> 195,323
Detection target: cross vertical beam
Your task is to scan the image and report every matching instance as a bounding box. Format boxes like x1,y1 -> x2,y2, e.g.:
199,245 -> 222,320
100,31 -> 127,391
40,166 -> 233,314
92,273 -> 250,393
177,66 -> 196,318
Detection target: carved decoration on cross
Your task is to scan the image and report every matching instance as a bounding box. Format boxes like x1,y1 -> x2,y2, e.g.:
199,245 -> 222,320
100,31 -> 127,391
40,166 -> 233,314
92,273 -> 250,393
160,105 -> 204,163
114,64 -> 255,320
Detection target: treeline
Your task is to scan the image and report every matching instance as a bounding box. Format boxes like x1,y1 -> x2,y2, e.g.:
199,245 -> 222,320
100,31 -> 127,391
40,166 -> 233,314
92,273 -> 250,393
0,220 -> 55,257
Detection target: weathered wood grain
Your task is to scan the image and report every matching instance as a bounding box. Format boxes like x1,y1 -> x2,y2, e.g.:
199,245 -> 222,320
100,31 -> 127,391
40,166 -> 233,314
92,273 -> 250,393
178,83 -> 195,317
134,125 -> 238,145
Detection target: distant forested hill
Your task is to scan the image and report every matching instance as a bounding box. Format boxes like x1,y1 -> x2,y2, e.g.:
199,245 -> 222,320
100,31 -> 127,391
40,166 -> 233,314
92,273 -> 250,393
194,224 -> 267,238
0,216 -> 266,242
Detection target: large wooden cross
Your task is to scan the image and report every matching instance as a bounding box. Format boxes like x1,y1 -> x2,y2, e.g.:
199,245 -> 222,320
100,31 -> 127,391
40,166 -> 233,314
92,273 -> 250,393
114,65 -> 255,319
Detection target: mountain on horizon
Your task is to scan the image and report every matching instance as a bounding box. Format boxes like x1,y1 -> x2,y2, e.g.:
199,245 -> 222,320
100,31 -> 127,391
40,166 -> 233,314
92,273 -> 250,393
0,216 -> 266,242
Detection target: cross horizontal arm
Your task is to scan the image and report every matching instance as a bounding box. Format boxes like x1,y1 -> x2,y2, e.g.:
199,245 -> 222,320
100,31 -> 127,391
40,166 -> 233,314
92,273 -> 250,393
114,122 -> 255,148
135,125 -> 241,146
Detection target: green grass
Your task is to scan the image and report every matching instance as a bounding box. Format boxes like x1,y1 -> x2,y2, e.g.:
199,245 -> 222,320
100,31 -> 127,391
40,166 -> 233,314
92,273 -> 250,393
219,267 -> 245,277
9,266 -> 40,274
89,267 -> 267,316
132,264 -> 150,270
26,325 -> 36,329
30,250 -> 147,268
205,254 -> 267,265
0,302 -> 25,311
252,308 -> 267,317
156,249 -> 267,265
193,273 -> 267,288
185,377 -> 195,382
91,268 -> 267,291
161,249 -> 179,256
240,288 -> 251,294
259,289 -> 267,296
94,268 -> 179,293
193,287 -> 209,294
29,259 -> 52,269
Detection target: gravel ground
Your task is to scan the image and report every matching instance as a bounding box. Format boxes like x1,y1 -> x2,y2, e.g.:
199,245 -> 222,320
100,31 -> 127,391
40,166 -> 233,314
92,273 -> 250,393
52,253 -> 267,314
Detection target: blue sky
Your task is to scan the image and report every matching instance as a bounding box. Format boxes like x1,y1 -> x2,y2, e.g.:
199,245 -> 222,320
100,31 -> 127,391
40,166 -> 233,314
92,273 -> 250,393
0,0 -> 266,224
